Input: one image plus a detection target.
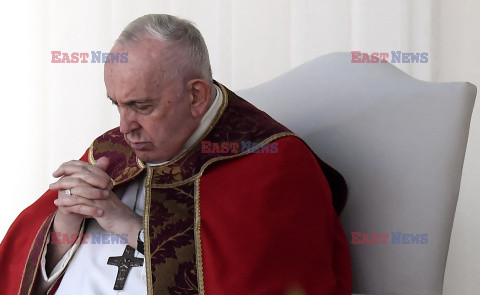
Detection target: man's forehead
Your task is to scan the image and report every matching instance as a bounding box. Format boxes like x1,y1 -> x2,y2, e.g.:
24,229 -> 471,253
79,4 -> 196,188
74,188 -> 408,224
105,39 -> 176,80
104,38 -> 182,102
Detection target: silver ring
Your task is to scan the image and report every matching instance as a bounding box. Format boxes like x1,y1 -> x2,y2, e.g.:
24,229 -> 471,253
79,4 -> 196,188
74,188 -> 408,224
65,189 -> 72,196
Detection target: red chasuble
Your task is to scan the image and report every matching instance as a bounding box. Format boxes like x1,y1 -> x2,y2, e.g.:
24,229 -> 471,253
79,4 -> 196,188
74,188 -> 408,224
0,83 -> 351,294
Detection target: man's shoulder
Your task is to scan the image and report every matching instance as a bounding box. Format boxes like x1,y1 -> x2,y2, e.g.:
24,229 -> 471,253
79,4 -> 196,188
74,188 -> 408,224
202,134 -> 348,215
203,135 -> 317,174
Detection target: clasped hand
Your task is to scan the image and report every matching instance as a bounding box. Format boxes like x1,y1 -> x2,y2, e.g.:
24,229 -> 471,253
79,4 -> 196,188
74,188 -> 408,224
49,157 -> 141,238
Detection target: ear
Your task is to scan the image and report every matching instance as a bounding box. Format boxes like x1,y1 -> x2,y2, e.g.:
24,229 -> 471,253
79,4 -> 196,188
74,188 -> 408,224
187,79 -> 213,118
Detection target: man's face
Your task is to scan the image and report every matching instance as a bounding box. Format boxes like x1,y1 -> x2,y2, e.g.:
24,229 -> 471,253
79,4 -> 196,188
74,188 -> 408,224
104,39 -> 199,163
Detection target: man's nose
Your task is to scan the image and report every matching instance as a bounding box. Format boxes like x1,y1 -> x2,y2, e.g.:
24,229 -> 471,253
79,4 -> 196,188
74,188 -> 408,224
119,108 -> 140,134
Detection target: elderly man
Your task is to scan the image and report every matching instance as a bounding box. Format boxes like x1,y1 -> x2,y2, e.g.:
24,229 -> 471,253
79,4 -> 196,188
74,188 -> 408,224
0,14 -> 351,294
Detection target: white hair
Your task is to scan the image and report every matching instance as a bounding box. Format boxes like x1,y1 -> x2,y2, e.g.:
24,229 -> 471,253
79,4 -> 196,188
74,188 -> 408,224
116,14 -> 212,84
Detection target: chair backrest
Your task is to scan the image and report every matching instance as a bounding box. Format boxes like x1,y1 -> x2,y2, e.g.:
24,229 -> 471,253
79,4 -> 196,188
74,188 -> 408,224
237,52 -> 477,294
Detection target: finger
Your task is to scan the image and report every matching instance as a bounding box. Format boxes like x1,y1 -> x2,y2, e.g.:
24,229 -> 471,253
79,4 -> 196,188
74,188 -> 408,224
51,170 -> 112,191
52,159 -> 113,190
53,160 -> 105,178
57,186 -> 110,200
55,193 -> 104,216
55,188 -> 112,208
54,163 -> 97,179
50,177 -> 90,191
73,186 -> 110,200
54,157 -> 110,177
55,194 -> 87,207
53,160 -> 91,178
95,157 -> 110,172
57,203 -> 103,218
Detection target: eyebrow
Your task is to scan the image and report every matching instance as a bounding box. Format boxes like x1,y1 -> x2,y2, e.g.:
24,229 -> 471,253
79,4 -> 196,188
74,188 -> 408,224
107,95 -> 156,106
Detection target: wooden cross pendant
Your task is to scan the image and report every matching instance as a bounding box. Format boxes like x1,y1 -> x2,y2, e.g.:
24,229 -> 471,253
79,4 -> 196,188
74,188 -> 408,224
107,245 -> 144,290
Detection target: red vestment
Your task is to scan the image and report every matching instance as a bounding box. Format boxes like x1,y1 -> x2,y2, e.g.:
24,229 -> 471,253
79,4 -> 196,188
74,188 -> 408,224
0,83 -> 351,294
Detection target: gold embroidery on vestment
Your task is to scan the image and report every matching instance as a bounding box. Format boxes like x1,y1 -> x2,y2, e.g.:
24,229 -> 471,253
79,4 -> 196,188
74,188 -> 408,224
144,167 -> 154,295
21,212 -> 54,295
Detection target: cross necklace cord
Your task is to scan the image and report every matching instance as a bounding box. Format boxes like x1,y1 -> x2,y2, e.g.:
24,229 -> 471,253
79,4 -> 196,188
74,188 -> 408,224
107,179 -> 144,290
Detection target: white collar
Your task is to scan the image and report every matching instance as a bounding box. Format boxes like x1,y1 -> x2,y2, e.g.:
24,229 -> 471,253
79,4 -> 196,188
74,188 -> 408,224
147,84 -> 223,167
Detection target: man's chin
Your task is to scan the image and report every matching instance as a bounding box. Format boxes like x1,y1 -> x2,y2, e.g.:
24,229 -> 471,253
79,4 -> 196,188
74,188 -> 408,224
134,150 -> 168,164
134,151 -> 153,163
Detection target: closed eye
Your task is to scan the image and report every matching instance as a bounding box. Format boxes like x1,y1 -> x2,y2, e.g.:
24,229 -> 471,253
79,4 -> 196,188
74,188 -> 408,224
107,95 -> 157,114
134,103 -> 153,111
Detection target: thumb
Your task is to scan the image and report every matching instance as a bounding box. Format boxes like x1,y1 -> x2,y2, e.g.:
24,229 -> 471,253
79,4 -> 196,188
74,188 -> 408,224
95,156 -> 110,172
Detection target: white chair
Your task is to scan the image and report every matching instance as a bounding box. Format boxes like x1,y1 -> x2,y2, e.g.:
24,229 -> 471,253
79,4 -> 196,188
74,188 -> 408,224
238,52 -> 477,294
